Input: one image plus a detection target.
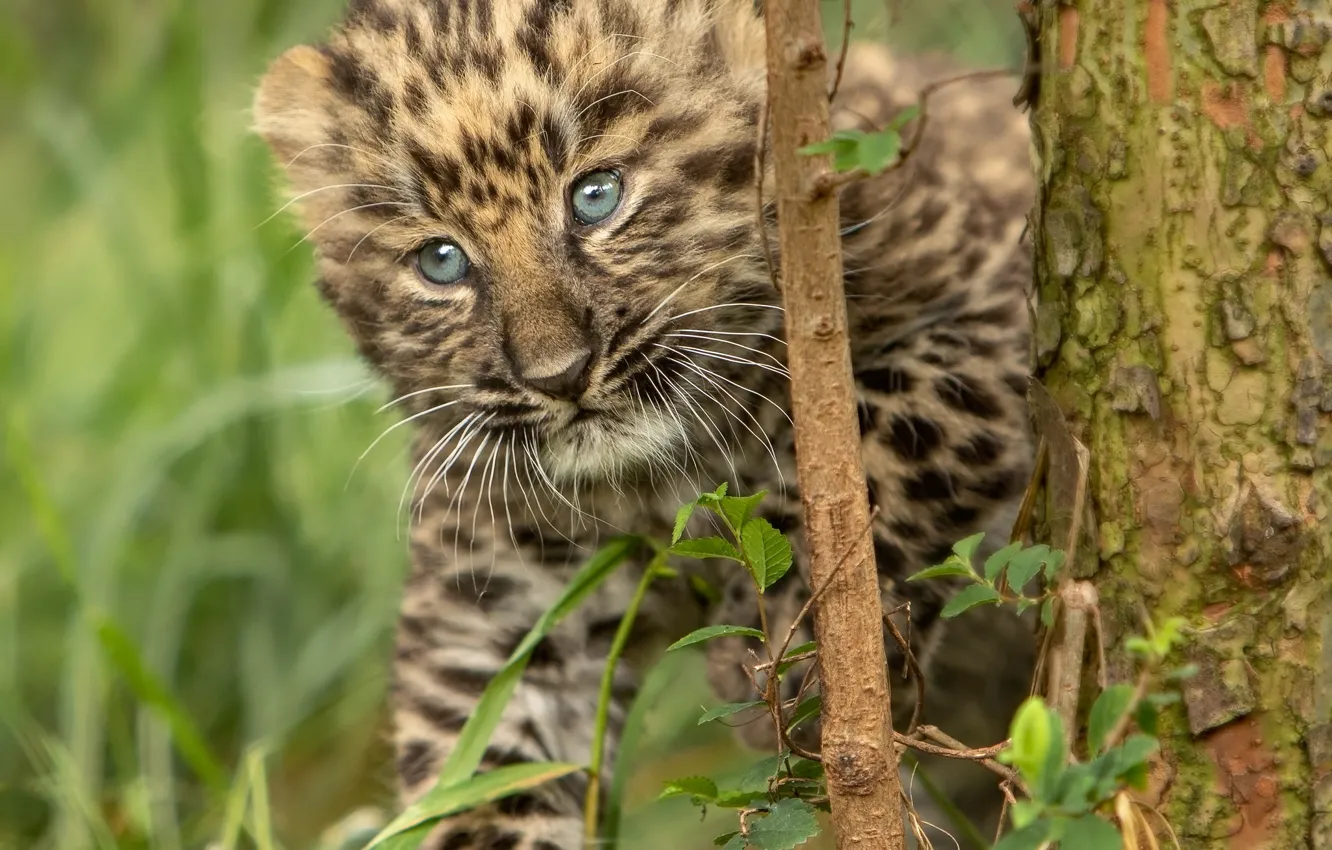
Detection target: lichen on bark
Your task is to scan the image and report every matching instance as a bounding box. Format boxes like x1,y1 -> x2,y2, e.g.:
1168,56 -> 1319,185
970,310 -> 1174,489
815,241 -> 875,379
1030,1 -> 1332,846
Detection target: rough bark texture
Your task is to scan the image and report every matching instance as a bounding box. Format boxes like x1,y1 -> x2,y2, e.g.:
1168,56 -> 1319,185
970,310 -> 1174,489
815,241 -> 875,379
764,3 -> 905,848
1030,1 -> 1332,847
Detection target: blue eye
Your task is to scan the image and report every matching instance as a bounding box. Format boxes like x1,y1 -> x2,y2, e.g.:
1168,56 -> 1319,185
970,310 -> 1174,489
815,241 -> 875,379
570,170 -> 623,225
416,239 -> 470,286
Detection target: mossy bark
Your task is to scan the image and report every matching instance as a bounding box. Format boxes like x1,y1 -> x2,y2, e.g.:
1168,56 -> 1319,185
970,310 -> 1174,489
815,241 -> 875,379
1029,1 -> 1332,847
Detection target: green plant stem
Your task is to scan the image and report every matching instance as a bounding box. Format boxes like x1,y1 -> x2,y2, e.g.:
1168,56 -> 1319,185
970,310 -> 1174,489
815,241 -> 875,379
583,550 -> 668,846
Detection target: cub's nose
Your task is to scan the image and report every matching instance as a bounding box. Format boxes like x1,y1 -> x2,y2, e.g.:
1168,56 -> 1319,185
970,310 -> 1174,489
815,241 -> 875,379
519,348 -> 592,400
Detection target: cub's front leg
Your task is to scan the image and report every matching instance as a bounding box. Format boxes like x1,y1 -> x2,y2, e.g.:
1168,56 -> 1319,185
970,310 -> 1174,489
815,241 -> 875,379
391,521 -> 652,850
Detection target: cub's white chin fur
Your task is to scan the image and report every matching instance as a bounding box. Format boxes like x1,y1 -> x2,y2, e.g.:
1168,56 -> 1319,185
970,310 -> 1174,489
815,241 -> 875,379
542,409 -> 686,484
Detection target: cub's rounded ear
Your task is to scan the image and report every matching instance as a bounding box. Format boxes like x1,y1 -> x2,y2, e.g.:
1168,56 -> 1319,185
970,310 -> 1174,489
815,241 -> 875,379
253,45 -> 336,166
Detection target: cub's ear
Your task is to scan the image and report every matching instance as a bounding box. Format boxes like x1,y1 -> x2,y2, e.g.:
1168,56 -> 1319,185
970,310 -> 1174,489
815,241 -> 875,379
253,45 -> 338,168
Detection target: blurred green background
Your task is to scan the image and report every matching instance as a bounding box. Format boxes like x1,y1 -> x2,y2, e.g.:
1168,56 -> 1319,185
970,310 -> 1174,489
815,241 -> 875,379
0,2 -> 1022,848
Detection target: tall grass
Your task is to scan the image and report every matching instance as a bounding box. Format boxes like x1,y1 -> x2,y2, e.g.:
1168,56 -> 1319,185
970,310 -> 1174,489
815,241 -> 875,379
0,2 -> 1020,847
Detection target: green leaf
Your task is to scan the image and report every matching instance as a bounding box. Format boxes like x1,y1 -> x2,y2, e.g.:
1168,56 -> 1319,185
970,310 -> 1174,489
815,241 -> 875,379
1040,597 -> 1056,628
718,491 -> 766,533
1006,544 -> 1053,592
1054,763 -> 1097,813
1135,699 -> 1159,737
775,641 -> 817,675
856,129 -> 903,174
786,696 -> 822,732
673,501 -> 696,543
719,832 -> 747,850
699,701 -> 766,725
940,583 -> 1001,619
741,518 -> 793,591
1008,800 -> 1044,830
1040,709 -> 1068,801
714,832 -> 743,848
991,819 -> 1052,850
905,558 -> 976,582
660,776 -> 719,802
984,542 -> 1022,582
1061,814 -> 1122,850
1042,549 -> 1066,581
1087,684 -> 1136,755
670,536 -> 742,561
366,762 -> 582,847
697,483 -> 729,505
747,798 -> 821,850
886,104 -> 921,131
667,624 -> 766,652
952,532 -> 986,561
732,753 -> 786,796
1000,697 -> 1052,789
1167,662 -> 1200,681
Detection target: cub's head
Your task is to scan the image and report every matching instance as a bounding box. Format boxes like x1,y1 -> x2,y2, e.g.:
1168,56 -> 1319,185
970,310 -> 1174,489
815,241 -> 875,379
254,0 -> 779,484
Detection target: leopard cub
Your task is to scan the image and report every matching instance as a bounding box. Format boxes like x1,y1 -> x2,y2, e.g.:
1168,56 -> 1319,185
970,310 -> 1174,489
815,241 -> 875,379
255,0 -> 1036,846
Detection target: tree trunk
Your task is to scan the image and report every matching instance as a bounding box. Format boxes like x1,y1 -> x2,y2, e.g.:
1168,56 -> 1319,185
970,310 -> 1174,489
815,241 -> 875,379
1030,1 -> 1332,847
764,2 -> 905,848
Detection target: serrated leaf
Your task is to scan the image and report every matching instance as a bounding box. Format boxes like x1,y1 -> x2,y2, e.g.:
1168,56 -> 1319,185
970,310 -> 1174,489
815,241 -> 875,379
786,696 -> 822,732
984,541 -> 1023,582
717,491 -> 766,532
670,536 -> 742,561
1087,684 -> 1135,755
667,624 -> 765,652
660,776 -> 719,802
992,819 -> 1052,850
733,753 -> 786,795
905,558 -> 976,582
698,701 -> 766,725
697,483 -> 728,505
952,532 -> 986,561
714,832 -> 742,848
719,833 -> 747,850
940,583 -> 1001,618
747,799 -> 821,850
741,518 -> 793,591
673,502 -> 696,543
366,763 -> 581,847
1061,814 -> 1122,850
1006,544 -> 1053,592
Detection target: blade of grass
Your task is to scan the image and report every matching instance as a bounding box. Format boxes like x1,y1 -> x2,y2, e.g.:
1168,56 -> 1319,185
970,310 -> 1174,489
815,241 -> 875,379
366,535 -> 641,847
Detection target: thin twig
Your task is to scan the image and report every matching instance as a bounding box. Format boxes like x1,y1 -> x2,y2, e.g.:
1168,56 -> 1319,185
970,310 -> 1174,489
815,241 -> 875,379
811,68 -> 1017,199
894,727 -> 1020,785
883,607 -> 925,735
828,0 -> 853,103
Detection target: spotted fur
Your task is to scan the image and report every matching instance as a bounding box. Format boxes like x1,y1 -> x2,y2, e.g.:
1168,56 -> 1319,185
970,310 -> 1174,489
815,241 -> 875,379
255,1 -> 1035,846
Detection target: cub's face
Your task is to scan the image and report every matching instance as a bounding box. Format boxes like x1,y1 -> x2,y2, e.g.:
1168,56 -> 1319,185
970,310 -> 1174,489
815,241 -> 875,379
255,0 -> 779,483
